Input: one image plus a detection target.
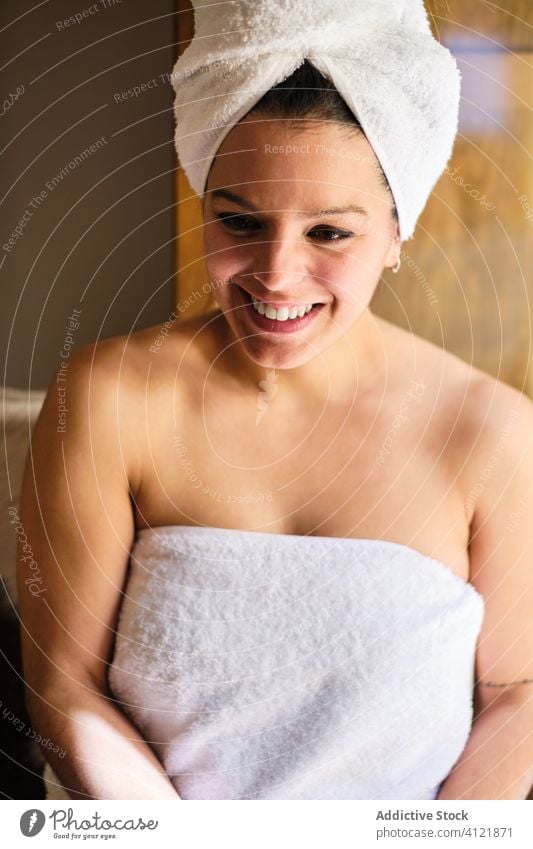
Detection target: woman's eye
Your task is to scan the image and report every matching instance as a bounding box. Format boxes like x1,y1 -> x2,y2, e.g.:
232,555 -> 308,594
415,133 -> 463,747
309,228 -> 353,242
216,213 -> 258,231
216,213 -> 353,242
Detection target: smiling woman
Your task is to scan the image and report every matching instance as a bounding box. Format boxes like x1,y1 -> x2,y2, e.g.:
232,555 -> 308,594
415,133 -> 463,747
199,62 -> 402,378
24,0 -> 533,803
199,59 -> 400,328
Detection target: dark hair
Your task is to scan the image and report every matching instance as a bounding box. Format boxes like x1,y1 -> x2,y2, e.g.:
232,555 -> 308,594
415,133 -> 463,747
245,59 -> 398,222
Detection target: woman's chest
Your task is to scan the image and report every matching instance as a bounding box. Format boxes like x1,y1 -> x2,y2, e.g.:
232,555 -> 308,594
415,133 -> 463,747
132,393 -> 472,582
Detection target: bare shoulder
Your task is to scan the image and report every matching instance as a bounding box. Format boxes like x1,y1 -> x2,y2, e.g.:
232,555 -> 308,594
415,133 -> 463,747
63,312 -> 218,437
427,335 -> 533,459
382,316 -> 531,427
117,311 -> 220,378
60,332 -> 145,419
67,311 -> 212,392
379,317 -> 533,504
452,360 -> 533,505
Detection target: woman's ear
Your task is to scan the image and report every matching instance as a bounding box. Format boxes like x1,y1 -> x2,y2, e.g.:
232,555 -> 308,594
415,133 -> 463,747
384,222 -> 402,271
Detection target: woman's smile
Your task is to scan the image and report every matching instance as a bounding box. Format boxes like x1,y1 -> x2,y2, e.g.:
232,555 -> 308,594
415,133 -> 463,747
202,115 -> 400,376
234,283 -> 326,334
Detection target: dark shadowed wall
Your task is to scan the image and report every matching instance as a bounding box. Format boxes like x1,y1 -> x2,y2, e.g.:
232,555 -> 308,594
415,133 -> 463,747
1,0 -> 177,389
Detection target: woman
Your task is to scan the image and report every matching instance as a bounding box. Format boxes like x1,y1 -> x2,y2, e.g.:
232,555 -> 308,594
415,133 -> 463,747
18,2 -> 533,800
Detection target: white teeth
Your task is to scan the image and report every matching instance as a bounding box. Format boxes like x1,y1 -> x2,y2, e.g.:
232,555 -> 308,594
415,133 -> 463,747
251,296 -> 314,321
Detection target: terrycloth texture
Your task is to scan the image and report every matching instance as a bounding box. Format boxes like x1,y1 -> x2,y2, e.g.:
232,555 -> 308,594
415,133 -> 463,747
170,0 -> 461,241
103,525 -> 484,800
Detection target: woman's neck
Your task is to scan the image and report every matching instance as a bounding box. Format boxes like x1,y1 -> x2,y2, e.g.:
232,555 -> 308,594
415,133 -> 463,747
212,307 -> 390,403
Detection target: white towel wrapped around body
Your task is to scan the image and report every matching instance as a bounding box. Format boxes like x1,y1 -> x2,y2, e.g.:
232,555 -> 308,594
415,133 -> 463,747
36,526 -> 487,800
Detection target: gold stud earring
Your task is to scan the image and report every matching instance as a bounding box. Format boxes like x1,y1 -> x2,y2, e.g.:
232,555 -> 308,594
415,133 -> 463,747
391,258 -> 401,274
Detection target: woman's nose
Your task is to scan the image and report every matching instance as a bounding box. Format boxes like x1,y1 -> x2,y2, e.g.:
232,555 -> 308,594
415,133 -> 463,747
249,237 -> 306,291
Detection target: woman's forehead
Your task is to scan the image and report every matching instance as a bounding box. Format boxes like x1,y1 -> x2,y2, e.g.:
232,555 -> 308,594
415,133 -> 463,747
210,118 -> 382,185
218,114 -> 370,152
207,146 -> 385,212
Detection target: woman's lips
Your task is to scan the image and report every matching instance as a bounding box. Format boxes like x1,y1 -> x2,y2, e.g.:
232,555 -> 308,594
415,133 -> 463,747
235,285 -> 325,334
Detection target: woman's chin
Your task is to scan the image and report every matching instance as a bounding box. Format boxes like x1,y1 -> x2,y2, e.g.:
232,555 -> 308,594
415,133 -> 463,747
235,336 -> 319,371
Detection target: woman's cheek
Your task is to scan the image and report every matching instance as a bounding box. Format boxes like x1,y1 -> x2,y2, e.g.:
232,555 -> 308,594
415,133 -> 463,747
203,226 -> 227,267
312,250 -> 359,292
204,240 -> 235,283
205,232 -> 247,278
324,252 -> 379,307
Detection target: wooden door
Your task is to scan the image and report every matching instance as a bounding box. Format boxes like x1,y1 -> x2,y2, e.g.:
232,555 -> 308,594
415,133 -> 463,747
174,1 -> 209,319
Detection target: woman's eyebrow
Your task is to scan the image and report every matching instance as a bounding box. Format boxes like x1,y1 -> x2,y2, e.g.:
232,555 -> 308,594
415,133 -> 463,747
210,189 -> 368,217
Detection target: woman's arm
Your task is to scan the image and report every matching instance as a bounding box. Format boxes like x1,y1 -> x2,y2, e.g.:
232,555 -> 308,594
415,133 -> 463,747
17,339 -> 179,799
439,380 -> 533,799
28,673 -> 180,800
437,689 -> 533,800
29,668 -> 180,800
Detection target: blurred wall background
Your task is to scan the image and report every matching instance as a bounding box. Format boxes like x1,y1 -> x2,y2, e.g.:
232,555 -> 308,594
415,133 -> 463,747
1,0 -> 177,389
1,3 -> 180,798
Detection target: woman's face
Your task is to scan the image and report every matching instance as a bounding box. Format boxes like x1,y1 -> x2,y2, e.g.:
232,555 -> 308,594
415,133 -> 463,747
202,116 -> 400,370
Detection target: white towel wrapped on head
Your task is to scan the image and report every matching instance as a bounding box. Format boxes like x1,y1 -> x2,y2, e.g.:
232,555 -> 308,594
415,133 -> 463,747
171,0 -> 461,240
